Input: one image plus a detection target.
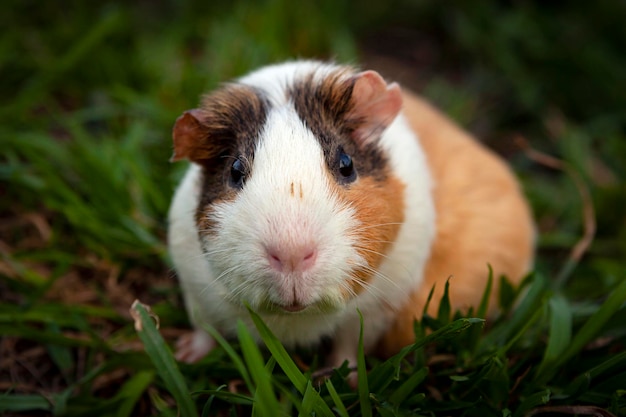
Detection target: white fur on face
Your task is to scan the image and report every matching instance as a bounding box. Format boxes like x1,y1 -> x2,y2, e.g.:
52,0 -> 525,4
203,107 -> 364,313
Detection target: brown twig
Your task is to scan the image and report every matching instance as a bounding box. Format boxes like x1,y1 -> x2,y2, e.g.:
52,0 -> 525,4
515,135 -> 596,286
526,405 -> 617,417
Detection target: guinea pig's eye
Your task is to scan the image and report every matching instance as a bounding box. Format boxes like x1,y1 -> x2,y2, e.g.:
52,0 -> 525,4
338,150 -> 356,183
229,158 -> 246,188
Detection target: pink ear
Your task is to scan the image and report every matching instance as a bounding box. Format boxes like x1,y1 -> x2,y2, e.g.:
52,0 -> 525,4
348,70 -> 402,145
171,109 -> 212,162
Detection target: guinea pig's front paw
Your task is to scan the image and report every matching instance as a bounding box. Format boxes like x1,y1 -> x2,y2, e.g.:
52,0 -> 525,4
175,329 -> 215,363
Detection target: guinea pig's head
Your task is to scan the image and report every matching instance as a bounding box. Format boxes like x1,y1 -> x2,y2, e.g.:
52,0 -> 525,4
171,62 -> 406,314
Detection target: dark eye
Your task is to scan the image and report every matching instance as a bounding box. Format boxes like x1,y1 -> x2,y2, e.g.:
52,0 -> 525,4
230,158 -> 246,188
338,150 -> 356,183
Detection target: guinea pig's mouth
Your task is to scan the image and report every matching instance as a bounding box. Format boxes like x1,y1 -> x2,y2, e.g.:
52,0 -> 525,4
257,295 -> 341,315
280,302 -> 307,313
258,300 -> 308,314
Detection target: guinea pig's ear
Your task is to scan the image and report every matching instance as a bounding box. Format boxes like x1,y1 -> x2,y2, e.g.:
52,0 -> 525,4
348,71 -> 402,145
171,109 -> 214,163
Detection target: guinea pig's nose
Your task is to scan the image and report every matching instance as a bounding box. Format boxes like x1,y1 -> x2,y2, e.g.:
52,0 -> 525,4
266,244 -> 317,273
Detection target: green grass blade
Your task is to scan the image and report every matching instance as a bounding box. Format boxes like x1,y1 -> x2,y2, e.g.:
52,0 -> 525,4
478,265 -> 494,318
45,323 -> 74,381
437,278 -> 452,325
325,379 -> 350,417
367,361 -> 398,393
299,381 -> 317,417
513,389 -> 551,417
480,274 -> 547,351
204,324 -> 253,390
498,274 -> 518,313
390,318 -> 484,367
536,278 -> 626,383
196,385 -> 254,417
299,380 -> 335,417
198,387 -> 254,407
246,310 -> 339,417
131,301 -> 198,417
412,321 -> 427,369
535,294 -> 572,377
503,273 -> 547,336
356,310 -> 372,417
116,370 -> 156,417
237,320 -> 281,417
586,350 -> 626,380
247,306 -> 308,394
0,395 -> 51,413
562,351 -> 626,399
564,278 -> 626,358
467,268 -> 493,353
422,284 -> 436,317
500,305 -> 545,354
388,367 -> 428,406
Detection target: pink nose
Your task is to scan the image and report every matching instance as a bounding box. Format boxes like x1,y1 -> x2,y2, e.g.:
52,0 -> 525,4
267,245 -> 317,273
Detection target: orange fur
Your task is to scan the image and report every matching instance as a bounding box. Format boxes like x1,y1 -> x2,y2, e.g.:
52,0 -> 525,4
377,91 -> 535,355
339,175 -> 406,298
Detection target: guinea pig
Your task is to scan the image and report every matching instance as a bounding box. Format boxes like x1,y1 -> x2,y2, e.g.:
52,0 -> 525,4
167,60 -> 535,368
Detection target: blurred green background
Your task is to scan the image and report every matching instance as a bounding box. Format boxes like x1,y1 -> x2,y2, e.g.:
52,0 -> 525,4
1,0 -> 625,415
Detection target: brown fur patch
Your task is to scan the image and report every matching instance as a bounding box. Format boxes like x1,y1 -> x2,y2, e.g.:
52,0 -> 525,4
336,173 -> 406,299
290,67 -> 357,141
289,67 -> 390,182
190,84 -> 269,234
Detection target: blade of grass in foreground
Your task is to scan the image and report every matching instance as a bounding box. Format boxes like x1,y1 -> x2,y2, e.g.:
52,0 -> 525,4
237,321 -> 281,417
204,324 -> 254,390
247,306 -> 308,394
357,310 -> 373,417
131,301 -> 198,417
325,379 -> 350,417
301,380 -> 336,417
247,307 -> 338,417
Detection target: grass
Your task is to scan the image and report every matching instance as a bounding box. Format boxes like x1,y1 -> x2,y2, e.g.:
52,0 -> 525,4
1,0 -> 625,416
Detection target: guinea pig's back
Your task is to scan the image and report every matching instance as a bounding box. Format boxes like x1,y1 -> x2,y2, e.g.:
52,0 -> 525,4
378,91 -> 535,355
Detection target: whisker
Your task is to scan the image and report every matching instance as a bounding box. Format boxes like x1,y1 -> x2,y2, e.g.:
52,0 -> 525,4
361,263 -> 404,292
198,265 -> 239,298
337,279 -> 359,299
355,222 -> 404,231
347,274 -> 389,305
352,243 -> 414,282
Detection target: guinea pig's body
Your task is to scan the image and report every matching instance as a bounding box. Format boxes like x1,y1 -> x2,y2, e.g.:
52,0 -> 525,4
167,61 -> 534,366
